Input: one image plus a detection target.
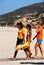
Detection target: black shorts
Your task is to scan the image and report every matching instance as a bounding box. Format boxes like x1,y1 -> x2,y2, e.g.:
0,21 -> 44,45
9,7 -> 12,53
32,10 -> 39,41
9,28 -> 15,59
16,38 -> 23,46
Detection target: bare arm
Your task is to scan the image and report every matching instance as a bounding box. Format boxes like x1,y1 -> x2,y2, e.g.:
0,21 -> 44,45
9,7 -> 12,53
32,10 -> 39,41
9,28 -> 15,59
27,30 -> 32,42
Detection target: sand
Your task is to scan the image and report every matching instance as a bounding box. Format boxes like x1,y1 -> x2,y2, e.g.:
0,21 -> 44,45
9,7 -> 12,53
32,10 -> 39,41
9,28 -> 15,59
0,27 -> 44,65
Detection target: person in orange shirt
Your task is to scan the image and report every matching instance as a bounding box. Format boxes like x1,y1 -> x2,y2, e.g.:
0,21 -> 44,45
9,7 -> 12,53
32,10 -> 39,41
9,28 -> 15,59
33,21 -> 44,58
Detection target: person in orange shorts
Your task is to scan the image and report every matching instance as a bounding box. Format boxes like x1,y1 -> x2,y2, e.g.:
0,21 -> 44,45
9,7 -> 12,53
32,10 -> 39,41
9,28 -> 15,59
33,21 -> 44,58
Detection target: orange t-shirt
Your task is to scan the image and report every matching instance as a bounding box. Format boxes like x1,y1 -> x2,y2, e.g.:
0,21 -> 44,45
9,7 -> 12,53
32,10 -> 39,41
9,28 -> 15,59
37,26 -> 43,40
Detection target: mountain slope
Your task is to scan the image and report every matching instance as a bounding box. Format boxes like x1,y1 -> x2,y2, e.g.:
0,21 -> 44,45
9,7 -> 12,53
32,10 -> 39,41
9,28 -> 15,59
0,2 -> 44,26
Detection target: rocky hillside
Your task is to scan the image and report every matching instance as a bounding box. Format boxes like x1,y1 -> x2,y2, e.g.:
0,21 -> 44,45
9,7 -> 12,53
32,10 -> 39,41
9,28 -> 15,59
0,2 -> 44,26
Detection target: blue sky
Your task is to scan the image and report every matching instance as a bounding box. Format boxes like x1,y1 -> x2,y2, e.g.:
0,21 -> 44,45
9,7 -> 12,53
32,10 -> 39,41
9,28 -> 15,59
0,0 -> 44,15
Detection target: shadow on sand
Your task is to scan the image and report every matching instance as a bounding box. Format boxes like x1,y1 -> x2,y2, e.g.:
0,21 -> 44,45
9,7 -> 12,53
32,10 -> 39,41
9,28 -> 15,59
0,57 -> 44,61
0,58 -> 25,62
0,58 -> 44,65
20,62 -> 44,65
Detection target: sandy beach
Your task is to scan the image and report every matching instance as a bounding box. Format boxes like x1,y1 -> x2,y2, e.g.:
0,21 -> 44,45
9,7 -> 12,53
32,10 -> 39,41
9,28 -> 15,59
0,27 -> 44,65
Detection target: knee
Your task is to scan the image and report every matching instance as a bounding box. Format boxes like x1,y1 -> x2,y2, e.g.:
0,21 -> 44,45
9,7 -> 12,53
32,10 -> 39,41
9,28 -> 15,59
39,44 -> 42,49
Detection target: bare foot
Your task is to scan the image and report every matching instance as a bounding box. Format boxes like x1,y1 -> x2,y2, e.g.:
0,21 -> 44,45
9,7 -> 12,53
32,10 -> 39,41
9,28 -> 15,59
41,56 -> 44,59
33,56 -> 38,59
25,57 -> 29,60
11,58 -> 16,60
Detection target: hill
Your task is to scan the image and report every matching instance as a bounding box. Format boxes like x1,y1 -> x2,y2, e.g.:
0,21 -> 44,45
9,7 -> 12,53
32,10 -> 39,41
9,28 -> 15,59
0,2 -> 44,26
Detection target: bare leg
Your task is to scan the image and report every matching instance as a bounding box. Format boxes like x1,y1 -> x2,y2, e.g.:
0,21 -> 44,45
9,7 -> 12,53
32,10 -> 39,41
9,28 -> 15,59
25,51 -> 29,60
34,43 -> 39,58
12,50 -> 18,60
28,47 -> 32,57
39,44 -> 44,58
14,50 -> 18,58
24,49 -> 29,60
